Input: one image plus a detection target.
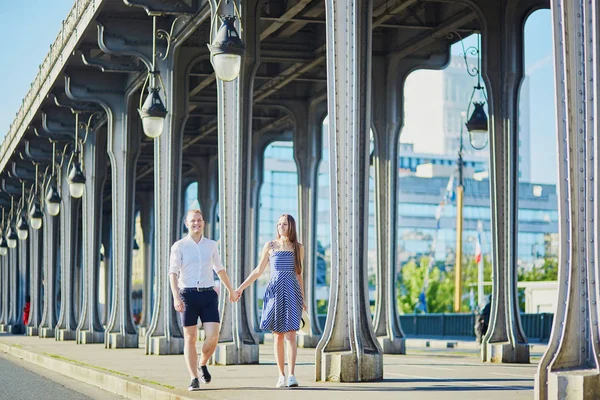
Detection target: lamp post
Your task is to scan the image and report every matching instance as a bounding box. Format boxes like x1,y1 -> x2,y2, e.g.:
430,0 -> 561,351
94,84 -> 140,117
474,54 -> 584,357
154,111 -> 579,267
454,112 -> 466,312
208,0 -> 246,81
67,112 -> 86,198
29,163 -> 43,230
0,209 -> 8,256
455,32 -> 489,150
137,14 -> 188,138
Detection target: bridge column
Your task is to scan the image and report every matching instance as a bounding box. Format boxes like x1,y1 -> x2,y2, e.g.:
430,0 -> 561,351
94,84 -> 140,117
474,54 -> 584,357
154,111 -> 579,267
55,163 -> 80,341
0,255 -> 6,331
6,236 -> 23,334
39,203 -> 59,338
210,0 -> 261,365
247,137 -> 269,344
316,0 -> 383,382
535,0 -> 600,398
25,225 -> 42,336
371,55 -> 407,354
76,125 -> 108,344
477,1 -> 529,364
288,100 -> 326,348
137,192 -> 153,339
65,71 -> 141,349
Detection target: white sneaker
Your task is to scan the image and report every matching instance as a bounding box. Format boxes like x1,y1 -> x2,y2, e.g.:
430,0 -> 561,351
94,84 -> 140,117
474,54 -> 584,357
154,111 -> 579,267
276,376 -> 286,388
287,375 -> 299,387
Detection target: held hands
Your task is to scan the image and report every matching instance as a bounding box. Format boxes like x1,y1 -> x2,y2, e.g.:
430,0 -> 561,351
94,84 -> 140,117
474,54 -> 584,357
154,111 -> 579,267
229,288 -> 242,303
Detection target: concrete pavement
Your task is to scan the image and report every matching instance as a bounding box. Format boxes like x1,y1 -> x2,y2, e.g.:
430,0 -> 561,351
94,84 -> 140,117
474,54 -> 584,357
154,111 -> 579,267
0,333 -> 544,400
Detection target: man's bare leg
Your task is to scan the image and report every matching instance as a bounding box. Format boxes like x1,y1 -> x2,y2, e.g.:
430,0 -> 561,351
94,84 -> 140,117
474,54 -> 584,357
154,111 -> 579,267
199,322 -> 220,365
183,325 -> 199,380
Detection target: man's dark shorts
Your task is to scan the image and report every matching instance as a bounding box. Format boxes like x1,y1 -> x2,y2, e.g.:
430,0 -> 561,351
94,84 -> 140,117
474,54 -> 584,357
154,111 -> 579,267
180,288 -> 220,327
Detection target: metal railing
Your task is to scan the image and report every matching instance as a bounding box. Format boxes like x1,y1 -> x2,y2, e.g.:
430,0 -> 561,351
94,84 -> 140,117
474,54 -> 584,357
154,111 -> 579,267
315,313 -> 554,341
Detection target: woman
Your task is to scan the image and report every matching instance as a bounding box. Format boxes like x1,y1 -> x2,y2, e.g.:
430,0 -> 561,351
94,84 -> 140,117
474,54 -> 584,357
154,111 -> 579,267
237,214 -> 306,388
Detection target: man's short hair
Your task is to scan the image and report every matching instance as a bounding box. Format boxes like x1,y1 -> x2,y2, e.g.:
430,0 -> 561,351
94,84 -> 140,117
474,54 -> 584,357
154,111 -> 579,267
186,209 -> 204,220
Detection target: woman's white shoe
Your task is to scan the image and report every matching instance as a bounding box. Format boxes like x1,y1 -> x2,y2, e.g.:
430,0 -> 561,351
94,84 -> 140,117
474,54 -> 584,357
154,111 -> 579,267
287,375 -> 299,387
276,376 -> 286,388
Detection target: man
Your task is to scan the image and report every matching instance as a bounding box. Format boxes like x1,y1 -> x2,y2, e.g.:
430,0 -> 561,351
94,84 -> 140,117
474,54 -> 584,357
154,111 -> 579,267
169,209 -> 239,391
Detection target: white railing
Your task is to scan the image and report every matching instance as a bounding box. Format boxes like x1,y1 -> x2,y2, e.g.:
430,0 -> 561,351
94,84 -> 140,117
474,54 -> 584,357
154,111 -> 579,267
0,0 -> 104,169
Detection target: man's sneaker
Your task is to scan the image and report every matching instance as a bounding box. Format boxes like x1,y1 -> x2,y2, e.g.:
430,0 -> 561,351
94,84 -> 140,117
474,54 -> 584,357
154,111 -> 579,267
188,378 -> 200,391
276,375 -> 286,388
199,365 -> 212,383
287,375 -> 299,387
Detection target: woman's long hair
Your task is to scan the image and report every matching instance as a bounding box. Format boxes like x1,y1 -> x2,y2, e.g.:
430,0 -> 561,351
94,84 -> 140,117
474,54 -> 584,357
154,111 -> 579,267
276,214 -> 302,275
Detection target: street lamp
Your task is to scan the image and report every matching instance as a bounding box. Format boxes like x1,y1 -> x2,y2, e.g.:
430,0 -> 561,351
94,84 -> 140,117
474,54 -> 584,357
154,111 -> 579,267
208,1 -> 245,81
67,112 -> 86,198
16,181 -> 29,240
45,141 -> 61,216
6,225 -> 17,249
16,213 -> 28,240
138,15 -> 186,138
29,163 -> 43,230
456,32 -> 489,150
29,201 -> 43,230
0,209 -> 8,256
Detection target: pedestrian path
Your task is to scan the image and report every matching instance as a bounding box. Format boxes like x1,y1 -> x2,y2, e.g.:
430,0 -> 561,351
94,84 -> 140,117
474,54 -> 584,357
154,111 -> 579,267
0,333 -> 543,400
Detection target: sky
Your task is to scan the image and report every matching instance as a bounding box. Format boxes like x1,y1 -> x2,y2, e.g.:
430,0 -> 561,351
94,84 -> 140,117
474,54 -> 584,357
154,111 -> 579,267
0,4 -> 557,184
0,0 -> 75,138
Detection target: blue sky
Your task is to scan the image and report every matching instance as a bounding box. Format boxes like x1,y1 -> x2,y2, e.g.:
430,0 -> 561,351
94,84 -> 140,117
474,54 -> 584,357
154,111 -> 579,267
0,4 -> 556,184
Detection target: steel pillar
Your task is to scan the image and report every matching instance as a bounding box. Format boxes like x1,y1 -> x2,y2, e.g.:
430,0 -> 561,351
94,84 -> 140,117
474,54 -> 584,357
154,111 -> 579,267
535,0 -> 600,397
0,255 -> 8,332
38,208 -> 59,338
75,126 -> 107,344
288,100 -> 326,348
6,241 -> 23,334
137,191 -> 154,340
65,71 -> 141,349
210,0 -> 261,365
316,0 -> 383,382
26,226 -> 42,336
477,1 -> 529,363
371,55 -> 408,354
55,163 -> 80,341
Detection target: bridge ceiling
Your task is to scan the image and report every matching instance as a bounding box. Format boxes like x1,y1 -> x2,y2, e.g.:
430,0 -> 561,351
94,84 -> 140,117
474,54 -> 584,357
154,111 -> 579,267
3,0 -> 485,197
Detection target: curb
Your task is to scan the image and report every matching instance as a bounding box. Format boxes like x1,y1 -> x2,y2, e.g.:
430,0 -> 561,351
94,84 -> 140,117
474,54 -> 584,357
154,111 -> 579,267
0,342 -> 194,400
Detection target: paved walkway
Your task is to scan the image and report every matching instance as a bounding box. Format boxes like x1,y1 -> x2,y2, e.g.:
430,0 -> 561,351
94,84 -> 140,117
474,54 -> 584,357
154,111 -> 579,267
0,333 -> 545,400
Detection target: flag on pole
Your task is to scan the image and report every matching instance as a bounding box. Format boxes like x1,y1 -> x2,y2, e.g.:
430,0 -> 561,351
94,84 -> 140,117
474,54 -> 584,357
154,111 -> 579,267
475,230 -> 482,264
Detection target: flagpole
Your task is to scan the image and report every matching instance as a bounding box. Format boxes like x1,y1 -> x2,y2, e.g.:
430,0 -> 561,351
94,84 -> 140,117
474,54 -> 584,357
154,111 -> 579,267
477,220 -> 484,309
454,114 -> 466,312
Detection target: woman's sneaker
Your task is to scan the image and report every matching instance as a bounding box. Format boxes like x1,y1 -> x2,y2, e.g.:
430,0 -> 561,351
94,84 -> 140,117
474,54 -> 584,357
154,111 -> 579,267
275,375 -> 286,388
188,378 -> 200,391
199,365 -> 212,383
287,375 -> 299,387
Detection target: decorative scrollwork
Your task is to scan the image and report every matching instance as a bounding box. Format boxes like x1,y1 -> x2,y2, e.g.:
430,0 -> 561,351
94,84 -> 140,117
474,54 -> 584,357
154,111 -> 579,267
155,15 -> 191,60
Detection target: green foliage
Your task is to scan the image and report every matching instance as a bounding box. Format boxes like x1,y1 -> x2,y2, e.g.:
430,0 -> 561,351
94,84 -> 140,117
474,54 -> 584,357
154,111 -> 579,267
397,255 -> 558,314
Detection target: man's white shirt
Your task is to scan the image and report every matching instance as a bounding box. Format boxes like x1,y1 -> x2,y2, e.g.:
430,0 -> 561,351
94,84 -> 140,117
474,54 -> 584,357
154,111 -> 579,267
169,235 -> 224,289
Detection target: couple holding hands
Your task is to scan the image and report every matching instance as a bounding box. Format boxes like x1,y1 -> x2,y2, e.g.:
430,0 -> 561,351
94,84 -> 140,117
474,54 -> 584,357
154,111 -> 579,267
169,210 -> 305,391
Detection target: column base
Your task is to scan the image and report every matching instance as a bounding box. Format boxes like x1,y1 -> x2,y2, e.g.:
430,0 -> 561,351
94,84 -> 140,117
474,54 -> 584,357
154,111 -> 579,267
38,327 -> 55,338
25,326 -> 38,336
55,328 -> 76,341
145,335 -> 184,355
77,330 -> 104,344
377,336 -> 406,354
484,342 -> 529,363
319,351 -> 383,382
298,334 -> 321,348
6,324 -> 24,334
105,332 -> 138,349
252,331 -> 264,345
0,324 -> 6,333
545,368 -> 600,399
211,342 -> 259,365
137,326 -> 148,343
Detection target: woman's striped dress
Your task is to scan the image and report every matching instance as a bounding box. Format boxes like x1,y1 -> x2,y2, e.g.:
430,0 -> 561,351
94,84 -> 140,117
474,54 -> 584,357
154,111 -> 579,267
259,242 -> 303,333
